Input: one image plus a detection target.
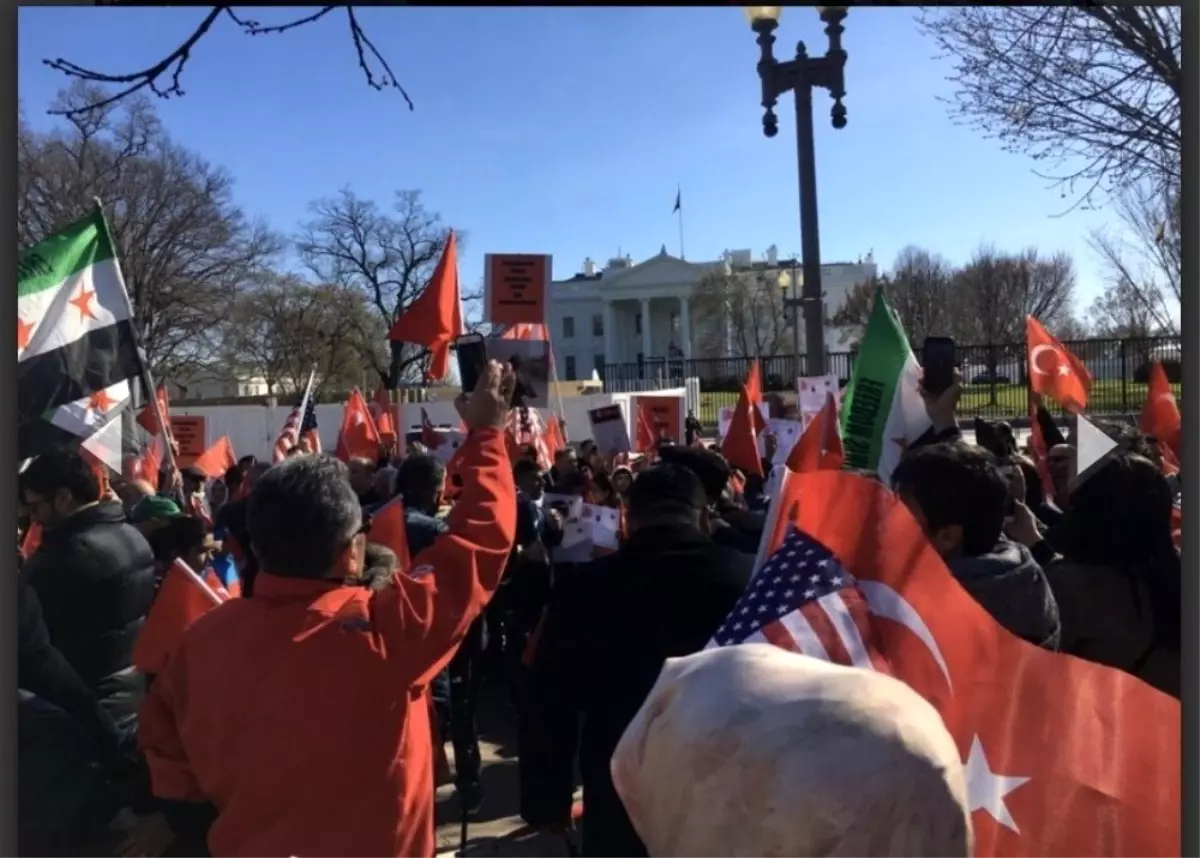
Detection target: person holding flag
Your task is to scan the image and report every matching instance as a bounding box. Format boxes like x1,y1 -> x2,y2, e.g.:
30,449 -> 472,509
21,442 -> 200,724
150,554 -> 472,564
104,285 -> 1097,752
138,361 -> 518,857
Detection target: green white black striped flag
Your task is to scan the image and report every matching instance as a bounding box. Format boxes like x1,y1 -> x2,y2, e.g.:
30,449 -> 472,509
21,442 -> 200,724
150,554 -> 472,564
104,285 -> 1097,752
838,288 -> 931,485
18,207 -> 145,468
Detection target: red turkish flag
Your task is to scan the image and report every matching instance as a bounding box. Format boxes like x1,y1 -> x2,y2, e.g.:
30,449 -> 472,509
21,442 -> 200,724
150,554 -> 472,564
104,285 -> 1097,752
785,392 -> 843,473
720,385 -> 764,478
1026,317 -> 1091,414
742,361 -> 769,434
756,470 -> 1180,858
388,231 -> 464,381
1139,361 -> 1180,465
132,559 -> 225,676
335,388 -> 381,462
370,388 -> 398,454
191,436 -> 236,480
136,383 -> 172,436
368,496 -> 411,572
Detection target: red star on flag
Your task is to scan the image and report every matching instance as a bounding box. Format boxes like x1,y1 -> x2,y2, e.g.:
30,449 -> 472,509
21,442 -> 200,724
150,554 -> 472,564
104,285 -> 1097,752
89,388 -> 115,414
70,286 -> 98,321
17,317 -> 34,350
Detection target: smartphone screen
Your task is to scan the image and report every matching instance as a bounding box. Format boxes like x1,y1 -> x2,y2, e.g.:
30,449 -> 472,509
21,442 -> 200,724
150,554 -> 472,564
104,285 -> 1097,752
455,334 -> 488,394
921,337 -> 956,396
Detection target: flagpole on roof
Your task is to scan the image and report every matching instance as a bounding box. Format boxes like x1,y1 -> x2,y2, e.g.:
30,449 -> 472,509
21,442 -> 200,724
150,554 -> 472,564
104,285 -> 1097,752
674,185 -> 685,261
92,197 -> 182,492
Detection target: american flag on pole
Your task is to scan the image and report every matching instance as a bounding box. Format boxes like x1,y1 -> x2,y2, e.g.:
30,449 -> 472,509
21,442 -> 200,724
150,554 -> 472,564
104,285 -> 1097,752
272,405 -> 302,464
272,395 -> 320,463
710,527 -> 892,676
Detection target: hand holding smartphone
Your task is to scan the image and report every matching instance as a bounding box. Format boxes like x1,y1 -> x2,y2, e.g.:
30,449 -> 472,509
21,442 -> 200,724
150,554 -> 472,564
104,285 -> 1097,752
455,334 -> 488,396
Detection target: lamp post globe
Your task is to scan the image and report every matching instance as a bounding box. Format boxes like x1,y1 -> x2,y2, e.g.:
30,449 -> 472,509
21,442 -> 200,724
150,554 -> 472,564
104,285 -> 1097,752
743,6 -> 783,25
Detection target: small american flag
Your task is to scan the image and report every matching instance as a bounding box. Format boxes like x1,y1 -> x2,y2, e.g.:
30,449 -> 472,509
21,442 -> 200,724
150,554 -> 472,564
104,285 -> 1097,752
273,397 -> 321,463
711,527 -> 891,675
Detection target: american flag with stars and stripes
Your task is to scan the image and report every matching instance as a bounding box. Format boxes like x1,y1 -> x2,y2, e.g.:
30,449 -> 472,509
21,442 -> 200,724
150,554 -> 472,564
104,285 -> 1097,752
272,396 -> 321,463
710,527 -> 891,675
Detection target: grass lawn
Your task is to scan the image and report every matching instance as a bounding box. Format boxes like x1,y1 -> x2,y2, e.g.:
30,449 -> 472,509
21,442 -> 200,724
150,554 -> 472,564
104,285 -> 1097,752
696,378 -> 1181,427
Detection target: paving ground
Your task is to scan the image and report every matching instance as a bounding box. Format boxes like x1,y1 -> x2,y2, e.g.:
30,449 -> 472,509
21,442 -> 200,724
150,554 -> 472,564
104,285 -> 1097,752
434,686 -> 581,858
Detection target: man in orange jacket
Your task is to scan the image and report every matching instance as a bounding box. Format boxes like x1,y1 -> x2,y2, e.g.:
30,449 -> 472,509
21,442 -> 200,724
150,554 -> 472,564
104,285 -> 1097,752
138,362 -> 518,857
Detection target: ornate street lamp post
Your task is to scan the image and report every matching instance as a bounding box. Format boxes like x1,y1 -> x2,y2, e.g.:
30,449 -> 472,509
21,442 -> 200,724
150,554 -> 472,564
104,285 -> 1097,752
744,6 -> 847,377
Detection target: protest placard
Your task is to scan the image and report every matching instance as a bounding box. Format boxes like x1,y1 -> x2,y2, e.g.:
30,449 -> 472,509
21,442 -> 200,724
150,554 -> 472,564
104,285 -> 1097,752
484,253 -> 550,325
588,404 -> 631,455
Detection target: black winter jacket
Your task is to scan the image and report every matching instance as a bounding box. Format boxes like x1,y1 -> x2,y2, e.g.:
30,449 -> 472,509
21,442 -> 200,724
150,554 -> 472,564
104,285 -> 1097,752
519,524 -> 753,856
19,501 -> 157,728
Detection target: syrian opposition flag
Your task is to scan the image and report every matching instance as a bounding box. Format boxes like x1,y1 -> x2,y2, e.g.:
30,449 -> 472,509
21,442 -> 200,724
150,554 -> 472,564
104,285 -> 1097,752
838,289 -> 930,485
18,208 -> 144,470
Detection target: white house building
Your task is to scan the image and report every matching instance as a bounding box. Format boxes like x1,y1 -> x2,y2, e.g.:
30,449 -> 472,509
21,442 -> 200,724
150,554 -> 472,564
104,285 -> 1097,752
545,246 -> 877,380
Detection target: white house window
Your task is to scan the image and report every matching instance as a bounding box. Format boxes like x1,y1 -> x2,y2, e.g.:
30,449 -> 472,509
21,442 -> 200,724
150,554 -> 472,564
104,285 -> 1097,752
563,316 -> 575,339
670,312 -> 680,333
635,313 -> 642,335
593,354 -> 605,376
565,355 -> 577,381
592,314 -> 604,336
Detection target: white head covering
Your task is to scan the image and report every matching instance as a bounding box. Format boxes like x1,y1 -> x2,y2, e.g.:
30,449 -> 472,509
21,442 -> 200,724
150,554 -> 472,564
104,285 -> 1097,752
611,644 -> 972,857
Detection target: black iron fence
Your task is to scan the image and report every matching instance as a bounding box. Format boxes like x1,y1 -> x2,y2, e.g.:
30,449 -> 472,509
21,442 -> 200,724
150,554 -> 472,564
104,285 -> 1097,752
604,335 -> 1182,426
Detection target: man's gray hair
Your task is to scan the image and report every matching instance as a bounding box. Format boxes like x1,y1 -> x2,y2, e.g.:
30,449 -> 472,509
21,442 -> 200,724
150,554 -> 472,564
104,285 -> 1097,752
247,454 -> 363,580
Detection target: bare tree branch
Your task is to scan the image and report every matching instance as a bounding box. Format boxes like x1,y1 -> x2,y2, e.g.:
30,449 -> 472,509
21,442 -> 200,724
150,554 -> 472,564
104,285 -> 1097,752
1087,277 -> 1171,340
225,274 -> 389,395
42,6 -> 414,119
19,82 -> 282,380
918,6 -> 1180,209
295,188 -> 474,383
691,266 -> 792,359
1086,181 -> 1180,338
831,246 -> 964,344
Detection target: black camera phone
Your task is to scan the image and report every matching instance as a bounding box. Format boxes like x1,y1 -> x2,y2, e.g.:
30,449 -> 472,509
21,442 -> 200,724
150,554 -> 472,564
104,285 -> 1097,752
920,336 -> 956,397
455,333 -> 488,394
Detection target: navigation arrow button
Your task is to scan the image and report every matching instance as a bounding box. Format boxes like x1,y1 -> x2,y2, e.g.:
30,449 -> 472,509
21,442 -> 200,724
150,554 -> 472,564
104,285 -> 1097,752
1072,415 -> 1121,488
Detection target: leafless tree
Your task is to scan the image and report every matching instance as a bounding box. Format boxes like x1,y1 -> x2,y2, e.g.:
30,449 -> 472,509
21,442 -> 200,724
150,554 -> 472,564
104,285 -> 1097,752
954,246 -> 1077,395
831,246 -> 963,344
1087,182 -> 1179,335
295,188 -> 478,381
956,246 -> 1076,345
918,7 -> 1181,208
691,267 -> 791,359
18,82 -> 281,379
40,6 -> 413,119
1087,278 -> 1171,341
225,273 -> 388,395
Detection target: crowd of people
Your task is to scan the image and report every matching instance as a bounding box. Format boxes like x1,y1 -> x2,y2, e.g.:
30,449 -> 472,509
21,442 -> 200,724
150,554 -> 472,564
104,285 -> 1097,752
16,359 -> 1181,857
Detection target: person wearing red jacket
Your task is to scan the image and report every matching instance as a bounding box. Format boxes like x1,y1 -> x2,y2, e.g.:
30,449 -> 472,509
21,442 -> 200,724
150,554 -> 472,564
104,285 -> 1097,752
138,362 -> 518,857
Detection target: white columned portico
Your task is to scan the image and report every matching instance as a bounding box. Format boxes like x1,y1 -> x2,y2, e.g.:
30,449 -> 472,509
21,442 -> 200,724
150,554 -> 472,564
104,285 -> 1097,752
679,295 -> 692,359
602,301 -> 616,364
640,297 -> 652,359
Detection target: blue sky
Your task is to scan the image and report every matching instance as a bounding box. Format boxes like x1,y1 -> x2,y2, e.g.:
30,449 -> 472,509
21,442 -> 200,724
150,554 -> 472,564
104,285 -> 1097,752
19,6 -> 1120,313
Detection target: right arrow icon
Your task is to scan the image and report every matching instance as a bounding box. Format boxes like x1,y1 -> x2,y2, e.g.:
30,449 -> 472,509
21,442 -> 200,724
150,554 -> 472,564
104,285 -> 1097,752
1073,415 -> 1121,488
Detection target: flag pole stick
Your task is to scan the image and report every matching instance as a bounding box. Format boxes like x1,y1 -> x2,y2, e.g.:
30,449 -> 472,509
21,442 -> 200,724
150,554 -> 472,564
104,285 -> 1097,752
676,185 -> 686,261
92,198 -> 181,498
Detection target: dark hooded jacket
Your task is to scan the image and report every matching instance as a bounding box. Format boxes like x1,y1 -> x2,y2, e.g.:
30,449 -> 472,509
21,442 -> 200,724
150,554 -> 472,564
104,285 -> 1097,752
945,538 -> 1061,650
19,501 -> 157,728
519,524 -> 754,856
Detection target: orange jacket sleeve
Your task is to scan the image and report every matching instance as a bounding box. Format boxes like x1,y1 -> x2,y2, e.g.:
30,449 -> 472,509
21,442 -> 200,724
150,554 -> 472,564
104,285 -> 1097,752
373,427 -> 516,685
138,650 -> 206,803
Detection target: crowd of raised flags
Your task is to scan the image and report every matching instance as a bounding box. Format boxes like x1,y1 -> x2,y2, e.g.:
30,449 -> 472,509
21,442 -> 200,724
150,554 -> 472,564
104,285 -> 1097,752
16,202 -> 1184,858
